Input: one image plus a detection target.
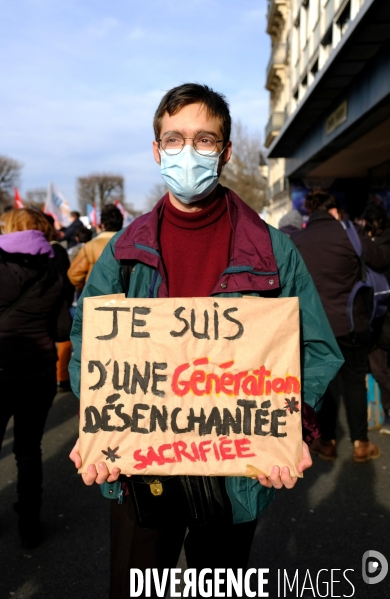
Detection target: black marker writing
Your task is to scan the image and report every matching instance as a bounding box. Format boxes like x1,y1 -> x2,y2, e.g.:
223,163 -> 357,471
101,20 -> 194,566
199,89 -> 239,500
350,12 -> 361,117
95,307 -> 130,340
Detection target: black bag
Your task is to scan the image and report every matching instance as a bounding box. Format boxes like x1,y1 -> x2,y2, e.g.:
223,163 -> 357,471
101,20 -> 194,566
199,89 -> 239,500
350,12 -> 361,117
127,475 -> 232,530
341,221 -> 390,330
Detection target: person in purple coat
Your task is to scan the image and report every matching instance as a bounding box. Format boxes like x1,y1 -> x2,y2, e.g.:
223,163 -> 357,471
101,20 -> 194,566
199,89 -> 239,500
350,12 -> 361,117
0,208 -> 71,548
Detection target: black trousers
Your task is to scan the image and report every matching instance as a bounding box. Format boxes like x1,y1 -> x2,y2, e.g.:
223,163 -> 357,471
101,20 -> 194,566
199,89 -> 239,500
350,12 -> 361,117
110,493 -> 257,599
319,332 -> 370,442
0,368 -> 57,512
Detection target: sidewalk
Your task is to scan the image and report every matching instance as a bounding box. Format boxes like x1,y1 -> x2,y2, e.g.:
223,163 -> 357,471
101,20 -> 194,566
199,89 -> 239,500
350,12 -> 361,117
0,390 -> 388,598
248,417 -> 390,598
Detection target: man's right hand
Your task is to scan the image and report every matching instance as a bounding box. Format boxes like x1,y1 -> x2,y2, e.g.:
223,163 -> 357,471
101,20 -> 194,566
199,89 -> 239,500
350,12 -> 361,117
69,438 -> 122,486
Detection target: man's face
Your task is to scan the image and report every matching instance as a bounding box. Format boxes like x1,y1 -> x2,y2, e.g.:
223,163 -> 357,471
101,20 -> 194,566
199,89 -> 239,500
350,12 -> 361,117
152,102 -> 232,209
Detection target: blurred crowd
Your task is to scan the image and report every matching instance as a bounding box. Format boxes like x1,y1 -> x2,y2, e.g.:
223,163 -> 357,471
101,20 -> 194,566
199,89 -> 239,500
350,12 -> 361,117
0,191 -> 389,551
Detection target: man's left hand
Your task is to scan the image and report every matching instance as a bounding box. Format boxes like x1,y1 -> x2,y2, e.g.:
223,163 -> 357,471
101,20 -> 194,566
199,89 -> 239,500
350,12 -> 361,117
256,441 -> 312,489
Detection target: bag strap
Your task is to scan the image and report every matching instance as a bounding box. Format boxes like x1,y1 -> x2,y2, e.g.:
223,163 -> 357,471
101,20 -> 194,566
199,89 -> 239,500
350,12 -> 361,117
120,260 -> 133,295
341,220 -> 367,282
340,220 -> 362,255
340,220 -> 370,331
0,266 -> 49,326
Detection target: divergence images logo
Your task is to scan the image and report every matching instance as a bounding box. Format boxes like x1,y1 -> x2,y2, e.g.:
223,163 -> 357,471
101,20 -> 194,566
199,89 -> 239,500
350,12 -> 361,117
362,551 -> 388,585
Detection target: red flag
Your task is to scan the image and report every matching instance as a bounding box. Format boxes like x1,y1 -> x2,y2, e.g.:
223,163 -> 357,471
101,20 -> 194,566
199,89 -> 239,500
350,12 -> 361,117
14,188 -> 24,209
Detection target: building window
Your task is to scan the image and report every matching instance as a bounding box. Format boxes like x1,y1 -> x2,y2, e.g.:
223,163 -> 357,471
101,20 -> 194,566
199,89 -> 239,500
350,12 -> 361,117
321,25 -> 332,48
303,0 -> 310,45
336,0 -> 351,36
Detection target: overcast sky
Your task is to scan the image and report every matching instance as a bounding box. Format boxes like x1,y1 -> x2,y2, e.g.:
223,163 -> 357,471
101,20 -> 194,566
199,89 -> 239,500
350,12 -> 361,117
1,0 -> 270,211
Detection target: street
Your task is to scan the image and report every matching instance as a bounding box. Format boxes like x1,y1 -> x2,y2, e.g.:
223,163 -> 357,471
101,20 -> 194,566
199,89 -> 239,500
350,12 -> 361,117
0,389 -> 389,598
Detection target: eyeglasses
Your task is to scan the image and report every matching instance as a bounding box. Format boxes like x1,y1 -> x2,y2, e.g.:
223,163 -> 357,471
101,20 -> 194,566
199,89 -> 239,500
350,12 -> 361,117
157,131 -> 224,156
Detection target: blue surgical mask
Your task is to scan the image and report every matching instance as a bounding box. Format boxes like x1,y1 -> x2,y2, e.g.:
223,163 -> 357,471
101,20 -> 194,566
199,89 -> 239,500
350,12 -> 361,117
159,145 -> 222,204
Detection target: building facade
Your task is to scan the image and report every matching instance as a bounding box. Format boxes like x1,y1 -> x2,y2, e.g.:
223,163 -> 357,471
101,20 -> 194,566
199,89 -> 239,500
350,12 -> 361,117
264,0 -> 390,226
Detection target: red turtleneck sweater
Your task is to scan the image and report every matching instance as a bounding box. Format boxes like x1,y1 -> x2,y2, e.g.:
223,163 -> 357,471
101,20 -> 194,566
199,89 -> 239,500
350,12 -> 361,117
159,193 -> 232,298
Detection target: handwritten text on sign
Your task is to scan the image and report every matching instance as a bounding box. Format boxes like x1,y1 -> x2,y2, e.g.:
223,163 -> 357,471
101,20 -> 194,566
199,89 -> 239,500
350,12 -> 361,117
79,295 -> 302,477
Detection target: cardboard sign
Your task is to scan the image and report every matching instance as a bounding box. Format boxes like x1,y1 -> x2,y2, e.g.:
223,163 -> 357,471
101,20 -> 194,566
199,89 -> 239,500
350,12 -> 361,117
79,295 -> 302,477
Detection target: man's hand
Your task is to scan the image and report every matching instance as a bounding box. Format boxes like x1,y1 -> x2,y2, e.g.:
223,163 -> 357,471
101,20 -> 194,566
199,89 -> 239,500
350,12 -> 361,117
69,438 -> 122,486
255,441 -> 312,489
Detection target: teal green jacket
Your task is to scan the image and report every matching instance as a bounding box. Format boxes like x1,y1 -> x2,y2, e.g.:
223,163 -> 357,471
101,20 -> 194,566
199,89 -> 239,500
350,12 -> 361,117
69,189 -> 343,523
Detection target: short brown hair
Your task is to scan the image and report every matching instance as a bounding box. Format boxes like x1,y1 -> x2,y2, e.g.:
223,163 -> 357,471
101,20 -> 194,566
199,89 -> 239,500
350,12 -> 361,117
305,188 -> 340,213
153,83 -> 231,145
2,208 -> 53,240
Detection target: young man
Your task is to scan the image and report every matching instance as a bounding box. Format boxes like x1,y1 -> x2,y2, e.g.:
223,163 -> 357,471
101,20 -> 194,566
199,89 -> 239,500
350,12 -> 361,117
69,84 -> 343,598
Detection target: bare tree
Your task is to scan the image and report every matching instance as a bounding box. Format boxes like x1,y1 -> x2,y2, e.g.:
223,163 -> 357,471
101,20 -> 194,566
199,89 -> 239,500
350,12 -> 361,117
144,182 -> 167,212
219,121 -> 266,213
25,188 -> 47,210
0,155 -> 23,211
77,177 -> 96,215
77,174 -> 124,214
124,203 -> 143,219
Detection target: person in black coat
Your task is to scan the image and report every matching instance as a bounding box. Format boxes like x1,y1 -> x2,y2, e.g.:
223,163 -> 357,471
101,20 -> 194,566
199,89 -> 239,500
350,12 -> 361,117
0,208 -> 71,549
60,210 -> 84,249
292,189 -> 387,462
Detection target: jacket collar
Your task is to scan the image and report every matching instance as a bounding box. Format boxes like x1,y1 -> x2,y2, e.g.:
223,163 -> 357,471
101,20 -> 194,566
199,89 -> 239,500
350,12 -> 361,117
307,210 -> 336,225
114,185 -> 280,295
96,231 -> 117,239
